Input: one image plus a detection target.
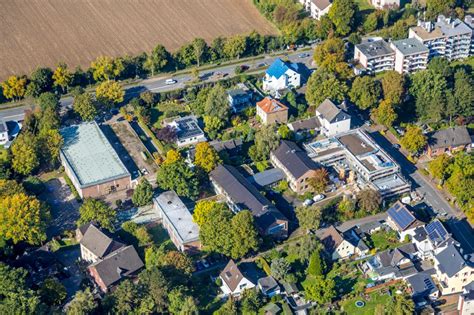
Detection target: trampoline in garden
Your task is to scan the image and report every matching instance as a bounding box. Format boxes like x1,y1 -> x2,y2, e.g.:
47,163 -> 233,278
355,300 -> 365,308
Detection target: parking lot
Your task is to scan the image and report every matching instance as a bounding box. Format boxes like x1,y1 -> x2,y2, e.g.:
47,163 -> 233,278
103,121 -> 158,182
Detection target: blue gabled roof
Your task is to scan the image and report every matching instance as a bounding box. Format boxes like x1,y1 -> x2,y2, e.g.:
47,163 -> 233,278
266,58 -> 299,79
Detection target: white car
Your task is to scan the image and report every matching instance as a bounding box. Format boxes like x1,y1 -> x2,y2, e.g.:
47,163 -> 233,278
303,199 -> 314,207
165,79 -> 177,85
313,194 -> 325,202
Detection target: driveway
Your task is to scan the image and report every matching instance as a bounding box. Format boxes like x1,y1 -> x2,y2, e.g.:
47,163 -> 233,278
55,245 -> 84,298
42,177 -> 80,238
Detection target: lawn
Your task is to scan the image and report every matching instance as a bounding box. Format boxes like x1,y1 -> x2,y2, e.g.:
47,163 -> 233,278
147,224 -> 170,245
368,229 -> 403,251
342,292 -> 392,315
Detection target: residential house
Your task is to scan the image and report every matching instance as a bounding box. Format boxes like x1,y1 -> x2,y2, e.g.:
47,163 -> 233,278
465,15 -> 474,54
298,0 -> 332,20
77,223 -> 144,292
317,225 -> 358,260
262,58 -> 301,96
364,243 -> 418,281
426,126 -> 471,157
153,191 -> 201,253
270,140 -> 319,194
391,38 -> 430,74
258,276 -> 281,297
406,272 -> 440,300
227,83 -> 253,113
256,97 -> 289,125
0,119 -> 8,145
287,116 -> 320,139
354,40 -> 395,74
166,115 -> 206,147
344,228 -> 370,257
386,201 -> 424,241
210,164 -> 288,238
458,282 -> 474,315
409,15 -> 472,61
305,129 -> 411,197
433,243 -> 474,295
371,0 -> 399,9
412,219 -> 457,259
315,99 -> 351,137
188,138 -> 243,162
356,220 -> 385,236
220,260 -> 256,297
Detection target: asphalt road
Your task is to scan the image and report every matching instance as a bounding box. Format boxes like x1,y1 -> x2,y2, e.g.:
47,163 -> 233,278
0,50 -> 314,119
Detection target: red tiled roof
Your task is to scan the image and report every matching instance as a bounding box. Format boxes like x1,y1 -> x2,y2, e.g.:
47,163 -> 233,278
257,97 -> 288,114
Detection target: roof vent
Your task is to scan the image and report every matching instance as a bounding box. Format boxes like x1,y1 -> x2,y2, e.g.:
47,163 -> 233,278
167,200 -> 172,205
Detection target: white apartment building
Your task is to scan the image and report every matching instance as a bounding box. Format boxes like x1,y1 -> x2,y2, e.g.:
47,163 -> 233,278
391,38 -> 429,74
315,99 -> 351,137
409,15 -> 472,61
262,58 -> 301,95
298,0 -> 332,20
354,39 -> 395,74
371,0 -> 399,10
464,15 -> 474,54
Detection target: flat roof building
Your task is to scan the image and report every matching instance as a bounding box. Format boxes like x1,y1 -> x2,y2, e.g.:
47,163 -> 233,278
153,191 -> 200,253
391,38 -> 429,74
166,115 -> 206,147
60,122 -> 131,198
305,129 -> 410,197
354,40 -> 395,74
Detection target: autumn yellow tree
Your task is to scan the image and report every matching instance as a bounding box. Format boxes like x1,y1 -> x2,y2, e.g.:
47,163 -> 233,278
95,80 -> 124,107
163,149 -> 182,165
52,63 -> 73,93
372,99 -> 397,128
1,76 -> 27,101
0,193 -> 49,244
194,142 -> 221,173
11,132 -> 39,176
308,168 -> 329,193
90,56 -> 124,82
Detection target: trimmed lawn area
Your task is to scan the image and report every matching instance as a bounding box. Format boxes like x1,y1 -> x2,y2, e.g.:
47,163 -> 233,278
368,229 -> 403,251
342,292 -> 392,315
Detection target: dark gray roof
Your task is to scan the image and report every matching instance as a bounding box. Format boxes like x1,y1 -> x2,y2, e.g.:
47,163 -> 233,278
248,168 -> 285,188
357,221 -> 383,234
356,40 -> 394,58
89,245 -> 144,288
391,38 -> 429,55
272,141 -> 319,179
258,276 -> 279,293
80,224 -> 125,259
406,272 -> 438,297
188,138 -> 242,160
210,165 -> 287,231
428,126 -> 471,150
377,243 -> 417,267
288,117 -> 321,132
463,281 -> 474,301
317,99 -> 350,123
435,244 -> 472,277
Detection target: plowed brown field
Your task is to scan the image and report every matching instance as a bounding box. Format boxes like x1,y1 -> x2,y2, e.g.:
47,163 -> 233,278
0,0 -> 277,80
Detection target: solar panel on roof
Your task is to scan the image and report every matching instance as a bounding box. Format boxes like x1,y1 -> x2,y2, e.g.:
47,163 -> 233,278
388,203 -> 415,230
425,220 -> 448,243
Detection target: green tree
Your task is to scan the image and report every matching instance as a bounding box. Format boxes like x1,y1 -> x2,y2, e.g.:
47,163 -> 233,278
349,76 -> 381,110
363,11 -> 379,32
0,179 -> 26,197
224,35 -> 247,59
230,210 -> 259,259
453,68 -> 473,117
372,99 -> 397,128
308,168 -> 329,193
428,57 -> 453,78
67,288 -> 97,315
194,142 -> 221,173
198,203 -> 233,255
445,153 -> 474,217
205,84 -> 230,121
302,275 -> 336,305
356,188 -> 381,214
307,248 -> 324,277
78,198 -> 116,231
0,193 -> 48,245
313,38 -> 346,73
144,45 -> 171,76
270,258 -> 291,281
193,200 -> 223,227
156,160 -> 199,199
428,154 -> 452,182
37,92 -> 60,112
381,71 -> 405,105
241,289 -> 263,314
410,71 -> 447,121
400,125 -> 427,155
164,251 -> 195,274
192,38 -> 208,67
0,263 -> 40,314
278,124 -> 292,139
53,63 -> 73,93
110,280 -> 140,313
1,75 -> 27,101
38,128 -> 64,167
338,197 -> 356,219
296,204 -> 321,232
426,0 -> 456,19
73,93 -> 97,121
91,56 -> 124,81
139,267 -> 169,313
40,278 -> 67,306
11,132 -> 39,175
96,80 -> 124,107
214,297 -> 237,315
306,70 -> 348,106
328,0 -> 358,36
204,115 -> 224,139
248,124 -> 280,162
168,287 -> 198,315
389,294 -> 415,315
132,178 -> 154,206
28,67 -> 54,97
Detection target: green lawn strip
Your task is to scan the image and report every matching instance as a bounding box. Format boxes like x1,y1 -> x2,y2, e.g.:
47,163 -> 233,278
147,224 -> 169,245
369,229 -> 401,251
342,291 -> 391,315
